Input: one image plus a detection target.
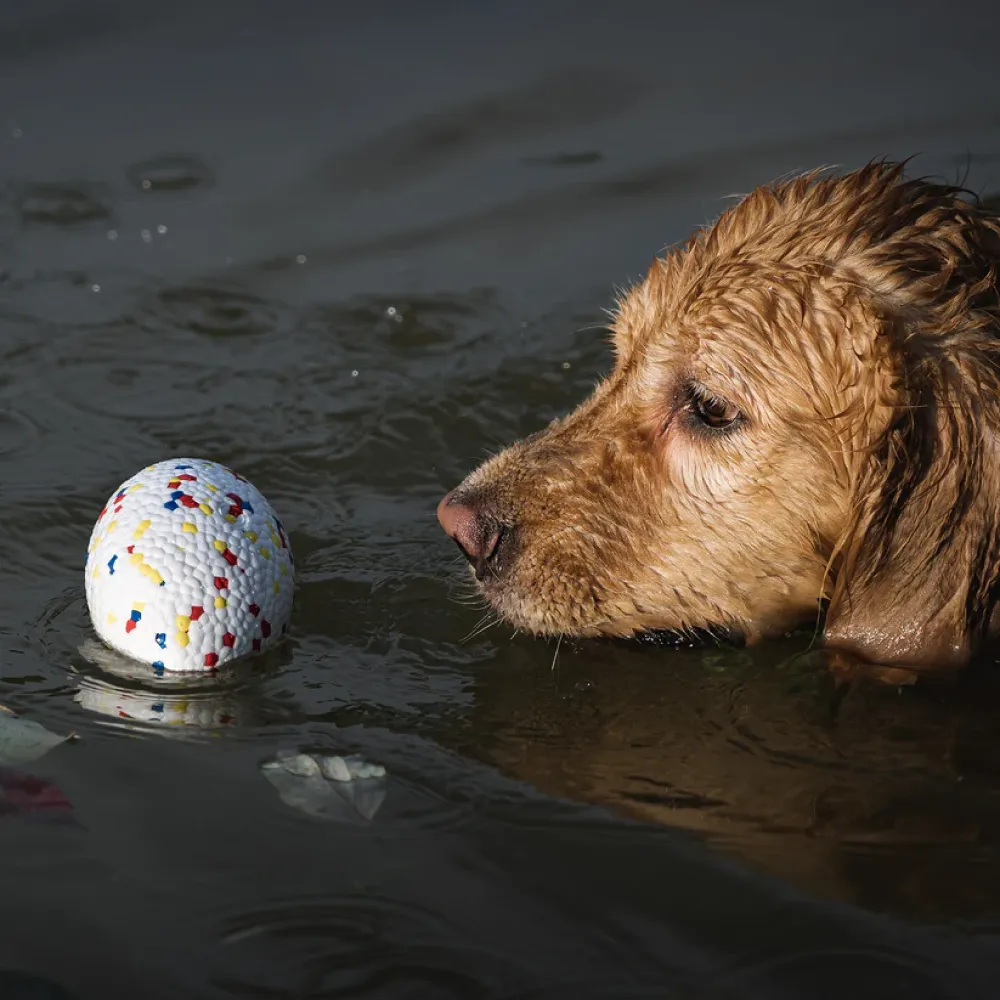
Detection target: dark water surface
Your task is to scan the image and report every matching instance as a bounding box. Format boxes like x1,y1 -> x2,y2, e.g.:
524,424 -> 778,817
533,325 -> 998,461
4,1 -> 1000,997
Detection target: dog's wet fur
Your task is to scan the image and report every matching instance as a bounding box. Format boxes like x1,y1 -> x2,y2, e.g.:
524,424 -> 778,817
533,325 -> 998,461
438,162 -> 1000,671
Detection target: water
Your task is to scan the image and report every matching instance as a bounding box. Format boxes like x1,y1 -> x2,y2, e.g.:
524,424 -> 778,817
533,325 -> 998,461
3,1 -> 1000,996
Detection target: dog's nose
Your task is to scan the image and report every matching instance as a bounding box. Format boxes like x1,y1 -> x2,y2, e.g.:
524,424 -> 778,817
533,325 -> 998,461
436,490 -> 502,579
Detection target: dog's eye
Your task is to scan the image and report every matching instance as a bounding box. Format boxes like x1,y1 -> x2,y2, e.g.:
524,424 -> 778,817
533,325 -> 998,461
688,388 -> 742,431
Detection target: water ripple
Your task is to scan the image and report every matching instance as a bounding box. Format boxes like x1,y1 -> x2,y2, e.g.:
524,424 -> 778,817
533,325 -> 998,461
214,893 -> 522,999
154,284 -> 282,337
17,181 -> 112,226
125,154 -> 215,194
0,406 -> 40,456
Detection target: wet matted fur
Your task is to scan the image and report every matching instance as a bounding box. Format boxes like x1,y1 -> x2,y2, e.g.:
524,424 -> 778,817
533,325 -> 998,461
438,162 -> 1000,670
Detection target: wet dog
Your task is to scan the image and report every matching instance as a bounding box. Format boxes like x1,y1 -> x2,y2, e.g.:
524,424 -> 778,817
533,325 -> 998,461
438,162 -> 1000,670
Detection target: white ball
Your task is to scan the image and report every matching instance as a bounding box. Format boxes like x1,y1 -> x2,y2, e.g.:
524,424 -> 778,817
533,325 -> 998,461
85,459 -> 294,673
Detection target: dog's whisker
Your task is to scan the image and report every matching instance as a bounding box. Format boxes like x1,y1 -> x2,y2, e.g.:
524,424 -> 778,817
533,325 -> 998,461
461,611 -> 501,644
550,633 -> 564,673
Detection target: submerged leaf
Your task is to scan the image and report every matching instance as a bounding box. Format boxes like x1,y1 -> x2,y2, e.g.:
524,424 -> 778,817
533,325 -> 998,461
0,769 -> 75,823
0,705 -> 73,767
262,751 -> 387,822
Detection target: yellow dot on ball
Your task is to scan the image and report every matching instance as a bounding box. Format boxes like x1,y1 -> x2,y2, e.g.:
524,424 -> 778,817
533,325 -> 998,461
107,612 -> 117,624
176,615 -> 191,632
244,531 -> 258,543
133,519 -> 151,539
214,597 -> 227,609
176,632 -> 189,648
213,540 -> 226,551
182,522 -> 198,534
205,483 -> 219,493
259,547 -> 270,560
199,503 -> 213,515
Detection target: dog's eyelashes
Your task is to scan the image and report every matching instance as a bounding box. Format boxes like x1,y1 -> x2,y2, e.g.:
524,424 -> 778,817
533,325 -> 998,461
687,386 -> 743,432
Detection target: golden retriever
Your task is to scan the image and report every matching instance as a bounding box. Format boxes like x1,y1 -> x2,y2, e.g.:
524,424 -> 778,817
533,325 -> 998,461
437,162 -> 1000,671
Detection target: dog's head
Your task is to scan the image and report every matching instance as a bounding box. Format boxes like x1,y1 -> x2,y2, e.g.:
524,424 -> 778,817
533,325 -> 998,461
438,162 -> 1000,669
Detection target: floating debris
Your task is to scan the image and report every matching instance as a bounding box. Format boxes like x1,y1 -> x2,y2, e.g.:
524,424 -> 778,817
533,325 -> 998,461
0,705 -> 74,768
261,751 -> 387,822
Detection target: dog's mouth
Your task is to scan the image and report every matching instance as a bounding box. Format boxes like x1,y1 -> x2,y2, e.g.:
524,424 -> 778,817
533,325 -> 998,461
439,486 -> 747,643
457,547 -> 744,647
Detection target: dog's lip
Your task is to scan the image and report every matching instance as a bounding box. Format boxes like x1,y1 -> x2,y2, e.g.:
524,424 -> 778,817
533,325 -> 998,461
454,538 -> 498,583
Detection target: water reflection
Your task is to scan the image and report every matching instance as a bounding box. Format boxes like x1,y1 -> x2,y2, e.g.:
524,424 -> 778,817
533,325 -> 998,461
73,639 -> 249,731
459,636 -> 1000,921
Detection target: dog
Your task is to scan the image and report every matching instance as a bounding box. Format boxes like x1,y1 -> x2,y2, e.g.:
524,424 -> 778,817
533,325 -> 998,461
437,162 -> 1000,671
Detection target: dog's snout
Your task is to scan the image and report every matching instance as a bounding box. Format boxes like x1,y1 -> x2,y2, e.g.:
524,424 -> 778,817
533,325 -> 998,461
437,490 -> 503,580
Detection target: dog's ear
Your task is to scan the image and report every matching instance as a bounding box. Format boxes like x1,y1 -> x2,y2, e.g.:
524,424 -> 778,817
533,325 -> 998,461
825,363 -> 1000,670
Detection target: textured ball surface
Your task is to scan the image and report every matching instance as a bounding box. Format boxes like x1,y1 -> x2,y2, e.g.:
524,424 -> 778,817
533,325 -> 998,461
85,459 -> 294,673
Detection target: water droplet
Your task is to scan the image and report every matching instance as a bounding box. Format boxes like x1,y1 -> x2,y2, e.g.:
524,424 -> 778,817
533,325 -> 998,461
91,283 -> 101,293
350,369 -> 359,378
386,306 -> 397,317
140,229 -> 152,243
295,253 -> 307,265
562,361 -> 571,369
106,229 -> 118,240
156,224 -> 167,234
11,127 -> 22,139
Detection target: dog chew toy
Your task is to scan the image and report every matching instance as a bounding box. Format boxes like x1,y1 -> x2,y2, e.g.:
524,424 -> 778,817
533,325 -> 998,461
85,459 -> 294,673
